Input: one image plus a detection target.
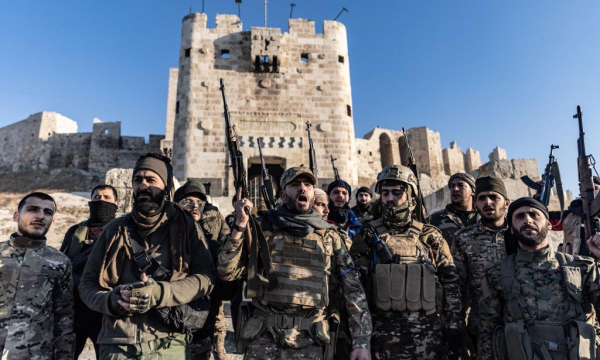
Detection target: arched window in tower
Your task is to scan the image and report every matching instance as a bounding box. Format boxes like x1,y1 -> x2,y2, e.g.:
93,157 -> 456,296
379,133 -> 393,168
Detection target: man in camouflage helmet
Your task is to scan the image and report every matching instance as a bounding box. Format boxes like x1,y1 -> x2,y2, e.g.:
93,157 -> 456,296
218,166 -> 372,360
428,173 -> 477,248
479,197 -> 600,360
350,165 -> 464,359
174,180 -> 231,360
0,192 -> 74,359
451,176 -> 510,354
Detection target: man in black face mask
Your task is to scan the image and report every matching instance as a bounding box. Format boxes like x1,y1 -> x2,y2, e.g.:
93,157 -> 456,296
79,153 -> 216,359
60,184 -> 119,359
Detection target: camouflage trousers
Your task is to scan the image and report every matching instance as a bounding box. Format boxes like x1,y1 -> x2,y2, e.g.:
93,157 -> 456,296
372,312 -> 446,360
99,334 -> 189,360
244,332 -> 325,360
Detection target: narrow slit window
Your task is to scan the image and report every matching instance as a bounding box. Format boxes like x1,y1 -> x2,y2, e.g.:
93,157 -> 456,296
301,53 -> 309,63
176,101 -> 180,114
184,48 -> 191,58
338,55 -> 345,63
347,105 -> 352,117
221,50 -> 230,59
261,56 -> 270,64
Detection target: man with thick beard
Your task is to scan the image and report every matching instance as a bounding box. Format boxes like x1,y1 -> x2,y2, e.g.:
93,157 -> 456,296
313,188 -> 330,221
428,173 -> 477,248
0,192 -> 74,359
451,176 -> 510,355
60,184 -> 119,359
351,187 -> 373,222
218,166 -> 372,360
350,165 -> 463,359
327,180 -> 362,238
79,153 -> 216,359
478,197 -> 600,360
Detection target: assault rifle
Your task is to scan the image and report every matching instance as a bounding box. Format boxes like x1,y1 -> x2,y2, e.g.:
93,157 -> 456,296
402,128 -> 428,223
330,155 -> 341,181
362,225 -> 393,271
257,138 -> 276,210
521,144 -> 564,218
220,79 -> 278,294
573,105 -> 600,257
306,121 -> 318,178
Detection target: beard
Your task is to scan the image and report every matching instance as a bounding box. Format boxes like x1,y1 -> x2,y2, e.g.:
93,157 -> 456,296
18,221 -> 50,240
513,223 -> 549,248
284,193 -> 315,214
134,189 -> 165,215
479,203 -> 506,224
451,195 -> 470,209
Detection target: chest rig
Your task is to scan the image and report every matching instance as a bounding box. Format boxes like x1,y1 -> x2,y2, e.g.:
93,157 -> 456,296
258,229 -> 334,308
494,252 -> 598,360
370,220 -> 439,315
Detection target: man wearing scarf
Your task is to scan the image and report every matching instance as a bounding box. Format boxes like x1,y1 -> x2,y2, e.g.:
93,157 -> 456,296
0,192 -> 74,359
351,187 -> 373,223
60,184 -> 120,359
79,153 -> 216,359
479,198 -> 600,360
350,165 -> 463,360
451,175 -> 510,356
428,173 -> 478,248
327,180 -> 362,239
218,166 -> 372,360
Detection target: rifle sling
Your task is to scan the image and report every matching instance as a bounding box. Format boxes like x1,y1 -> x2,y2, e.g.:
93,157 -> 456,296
126,221 -> 172,281
246,216 -> 278,298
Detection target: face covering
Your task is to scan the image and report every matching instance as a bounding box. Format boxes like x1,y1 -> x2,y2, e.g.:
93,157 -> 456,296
382,199 -> 412,228
88,200 -> 118,226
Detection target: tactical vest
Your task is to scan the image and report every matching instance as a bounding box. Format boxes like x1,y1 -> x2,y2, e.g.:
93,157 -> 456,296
259,229 -> 333,308
370,220 -> 440,315
494,252 -> 598,360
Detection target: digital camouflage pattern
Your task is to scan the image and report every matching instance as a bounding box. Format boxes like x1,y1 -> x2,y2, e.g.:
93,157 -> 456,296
451,219 -> 507,335
0,235 -> 74,360
478,246 -> 600,360
427,204 -> 477,248
218,213 -> 372,359
350,222 -> 462,359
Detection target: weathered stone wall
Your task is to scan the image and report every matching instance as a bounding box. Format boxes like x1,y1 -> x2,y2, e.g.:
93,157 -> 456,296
105,168 -> 134,213
442,141 -> 466,176
0,112 -> 80,172
165,68 -> 179,141
172,14 -> 355,198
465,148 -> 482,172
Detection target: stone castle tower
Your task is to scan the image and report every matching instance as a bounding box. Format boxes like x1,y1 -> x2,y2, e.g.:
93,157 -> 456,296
169,13 -> 356,199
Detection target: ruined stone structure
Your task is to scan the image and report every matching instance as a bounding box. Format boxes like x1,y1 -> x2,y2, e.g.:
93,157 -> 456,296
165,13 -> 487,205
0,112 -> 163,174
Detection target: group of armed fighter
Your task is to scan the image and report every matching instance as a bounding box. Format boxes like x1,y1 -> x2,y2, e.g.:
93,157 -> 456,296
2,82 -> 600,360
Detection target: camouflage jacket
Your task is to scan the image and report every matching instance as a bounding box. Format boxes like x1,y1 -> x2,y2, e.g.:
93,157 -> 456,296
427,204 -> 477,248
451,219 -> 507,333
350,220 -> 463,329
218,212 -> 372,350
478,246 -> 600,360
0,234 -> 75,359
200,204 -> 230,243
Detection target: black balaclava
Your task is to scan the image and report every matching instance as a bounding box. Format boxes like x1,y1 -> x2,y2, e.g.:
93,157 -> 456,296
88,200 -> 118,227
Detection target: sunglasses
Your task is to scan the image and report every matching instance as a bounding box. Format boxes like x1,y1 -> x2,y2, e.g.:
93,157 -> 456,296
179,198 -> 205,208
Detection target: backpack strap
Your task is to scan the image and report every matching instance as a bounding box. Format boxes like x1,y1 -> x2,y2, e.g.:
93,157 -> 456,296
501,255 -> 525,322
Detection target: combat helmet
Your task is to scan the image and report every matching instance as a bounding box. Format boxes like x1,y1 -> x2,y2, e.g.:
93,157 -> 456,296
375,165 -> 418,195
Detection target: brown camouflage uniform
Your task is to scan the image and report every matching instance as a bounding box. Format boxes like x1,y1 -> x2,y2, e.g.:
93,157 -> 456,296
218,213 -> 372,360
0,234 -> 75,359
478,246 -> 600,360
427,204 -> 477,248
451,219 -> 507,336
351,221 -> 463,360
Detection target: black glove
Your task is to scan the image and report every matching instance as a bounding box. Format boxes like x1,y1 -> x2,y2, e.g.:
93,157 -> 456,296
109,286 -> 130,317
125,278 -> 163,314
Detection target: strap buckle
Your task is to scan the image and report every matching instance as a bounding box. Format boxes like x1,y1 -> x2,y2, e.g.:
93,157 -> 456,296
133,252 -> 153,273
546,341 -> 559,351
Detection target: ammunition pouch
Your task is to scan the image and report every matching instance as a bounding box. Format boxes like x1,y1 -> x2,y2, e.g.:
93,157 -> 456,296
373,262 -> 438,314
241,316 -> 267,341
500,321 -> 596,360
153,297 -> 210,334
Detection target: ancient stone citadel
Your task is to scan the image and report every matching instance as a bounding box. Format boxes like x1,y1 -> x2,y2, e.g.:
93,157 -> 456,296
0,13 -> 553,212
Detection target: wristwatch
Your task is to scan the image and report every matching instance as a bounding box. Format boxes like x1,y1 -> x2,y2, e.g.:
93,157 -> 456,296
232,223 -> 246,232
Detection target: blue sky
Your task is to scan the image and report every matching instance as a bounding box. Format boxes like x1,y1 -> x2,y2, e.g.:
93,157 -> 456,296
1,0 -> 599,196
